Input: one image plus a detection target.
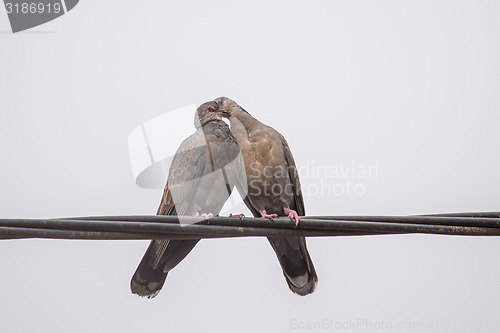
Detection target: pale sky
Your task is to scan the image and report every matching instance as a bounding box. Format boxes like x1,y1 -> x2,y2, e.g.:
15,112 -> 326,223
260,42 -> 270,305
1,1 -> 500,332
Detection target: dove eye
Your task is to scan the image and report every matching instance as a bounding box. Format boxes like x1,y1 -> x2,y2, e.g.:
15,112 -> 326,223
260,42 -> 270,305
208,105 -> 217,112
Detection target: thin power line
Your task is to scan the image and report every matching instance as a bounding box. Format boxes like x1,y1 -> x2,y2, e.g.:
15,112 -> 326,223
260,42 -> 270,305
1,212 -> 499,240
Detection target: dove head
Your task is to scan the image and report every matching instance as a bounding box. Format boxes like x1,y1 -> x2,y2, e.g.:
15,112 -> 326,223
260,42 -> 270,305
194,101 -> 229,129
214,97 -> 249,117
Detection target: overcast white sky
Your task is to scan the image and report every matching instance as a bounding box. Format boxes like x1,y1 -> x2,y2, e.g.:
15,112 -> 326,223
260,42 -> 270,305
1,1 -> 500,332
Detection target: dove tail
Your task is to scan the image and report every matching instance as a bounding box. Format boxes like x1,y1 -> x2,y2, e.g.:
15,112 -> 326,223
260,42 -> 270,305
267,236 -> 318,296
131,239 -> 199,298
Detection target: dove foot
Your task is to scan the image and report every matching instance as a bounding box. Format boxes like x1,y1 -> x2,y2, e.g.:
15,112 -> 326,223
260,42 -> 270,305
261,210 -> 278,221
284,208 -> 300,226
229,213 -> 245,219
194,212 -> 213,219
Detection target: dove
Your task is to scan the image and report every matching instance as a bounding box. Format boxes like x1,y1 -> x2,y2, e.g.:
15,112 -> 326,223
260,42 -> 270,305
130,101 -> 240,298
215,97 -> 317,296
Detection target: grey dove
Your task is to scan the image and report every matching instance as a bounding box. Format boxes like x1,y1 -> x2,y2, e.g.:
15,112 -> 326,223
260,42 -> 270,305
130,101 -> 240,298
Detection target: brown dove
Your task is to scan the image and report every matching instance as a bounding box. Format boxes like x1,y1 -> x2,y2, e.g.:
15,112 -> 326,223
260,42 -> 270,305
215,96 -> 318,296
130,101 -> 240,298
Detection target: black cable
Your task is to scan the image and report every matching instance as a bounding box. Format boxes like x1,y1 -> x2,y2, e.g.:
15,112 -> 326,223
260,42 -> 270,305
0,212 -> 499,240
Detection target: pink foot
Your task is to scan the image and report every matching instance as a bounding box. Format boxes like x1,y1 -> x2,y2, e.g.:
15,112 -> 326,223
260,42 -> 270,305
284,208 -> 300,226
261,210 -> 278,220
229,213 -> 245,219
195,212 -> 213,219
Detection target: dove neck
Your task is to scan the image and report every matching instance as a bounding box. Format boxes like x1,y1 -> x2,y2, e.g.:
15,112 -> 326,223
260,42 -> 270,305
230,108 -> 261,130
201,118 -> 225,127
